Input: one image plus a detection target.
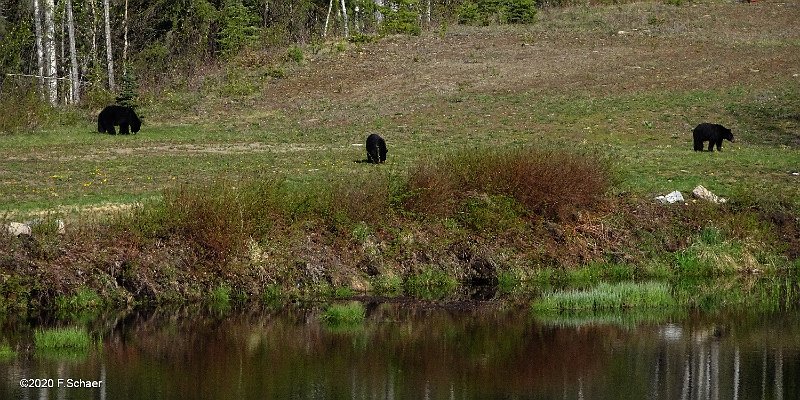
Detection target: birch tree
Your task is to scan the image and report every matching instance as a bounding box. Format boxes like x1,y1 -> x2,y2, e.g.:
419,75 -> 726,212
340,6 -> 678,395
123,0 -> 129,73
43,0 -> 57,104
339,0 -> 348,37
66,0 -> 79,103
323,0 -> 333,37
374,0 -> 383,23
32,0 -> 45,92
426,0 -> 431,26
103,0 -> 115,91
90,0 -> 98,74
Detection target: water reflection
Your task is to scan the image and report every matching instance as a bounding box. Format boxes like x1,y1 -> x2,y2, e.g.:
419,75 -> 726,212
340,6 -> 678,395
1,303 -> 798,399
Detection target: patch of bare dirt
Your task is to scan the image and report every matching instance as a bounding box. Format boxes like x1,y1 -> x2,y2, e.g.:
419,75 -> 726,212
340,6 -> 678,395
230,1 -> 800,118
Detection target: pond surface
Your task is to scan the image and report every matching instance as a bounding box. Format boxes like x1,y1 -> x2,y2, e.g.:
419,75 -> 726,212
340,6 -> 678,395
1,301 -> 798,399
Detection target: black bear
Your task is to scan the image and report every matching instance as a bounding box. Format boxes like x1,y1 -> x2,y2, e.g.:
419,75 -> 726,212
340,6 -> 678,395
97,105 -> 141,135
366,133 -> 387,164
693,123 -> 734,152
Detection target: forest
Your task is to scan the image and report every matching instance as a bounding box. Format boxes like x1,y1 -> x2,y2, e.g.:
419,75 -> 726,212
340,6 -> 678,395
0,0 -> 542,117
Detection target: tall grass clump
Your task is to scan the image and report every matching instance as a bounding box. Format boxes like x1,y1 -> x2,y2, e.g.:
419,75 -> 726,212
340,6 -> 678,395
121,179 -> 288,264
328,170 -> 397,227
34,327 -> 98,358
0,343 -> 15,359
404,267 -> 458,300
209,284 -> 232,311
321,301 -> 366,325
0,81 -> 54,133
404,148 -> 610,220
532,282 -> 676,312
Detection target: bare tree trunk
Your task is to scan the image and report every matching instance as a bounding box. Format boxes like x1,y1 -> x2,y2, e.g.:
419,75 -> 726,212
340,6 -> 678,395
323,0 -> 333,37
374,0 -> 383,24
60,0 -> 67,103
66,0 -> 79,103
90,0 -> 98,72
43,0 -> 57,104
122,0 -> 129,74
103,0 -> 115,91
339,0 -> 349,38
32,0 -> 45,93
427,0 -> 431,26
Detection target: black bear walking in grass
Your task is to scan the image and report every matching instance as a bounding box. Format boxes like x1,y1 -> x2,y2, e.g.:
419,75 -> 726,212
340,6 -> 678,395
693,123 -> 734,152
97,105 -> 141,135
366,133 -> 387,164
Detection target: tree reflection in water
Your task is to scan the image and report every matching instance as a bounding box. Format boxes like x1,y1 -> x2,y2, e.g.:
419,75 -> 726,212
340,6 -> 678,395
1,303 -> 798,399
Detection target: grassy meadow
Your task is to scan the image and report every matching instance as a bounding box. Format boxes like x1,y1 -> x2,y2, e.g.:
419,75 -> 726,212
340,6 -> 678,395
0,0 -> 798,311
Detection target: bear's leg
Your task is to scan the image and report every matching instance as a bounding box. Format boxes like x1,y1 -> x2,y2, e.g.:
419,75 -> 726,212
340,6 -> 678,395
715,140 -> 722,151
120,124 -> 130,135
693,139 -> 703,151
107,125 -> 117,135
707,141 -> 714,152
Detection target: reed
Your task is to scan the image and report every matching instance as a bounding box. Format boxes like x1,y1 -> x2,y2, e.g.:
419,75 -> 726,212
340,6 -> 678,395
532,282 -> 676,312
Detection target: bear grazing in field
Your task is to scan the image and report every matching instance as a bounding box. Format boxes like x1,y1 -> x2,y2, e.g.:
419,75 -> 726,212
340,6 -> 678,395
97,105 -> 141,135
366,133 -> 387,164
693,123 -> 734,152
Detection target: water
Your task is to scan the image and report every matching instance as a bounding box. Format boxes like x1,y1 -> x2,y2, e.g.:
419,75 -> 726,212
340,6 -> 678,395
1,301 -> 798,399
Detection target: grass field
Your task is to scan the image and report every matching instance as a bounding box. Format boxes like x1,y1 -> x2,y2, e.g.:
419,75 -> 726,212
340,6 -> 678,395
1,0 -> 797,215
0,1 -> 798,310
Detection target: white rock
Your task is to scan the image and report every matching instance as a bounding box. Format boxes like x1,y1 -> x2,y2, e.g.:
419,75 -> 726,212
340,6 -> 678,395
692,185 -> 727,204
5,222 -> 32,236
655,190 -> 684,204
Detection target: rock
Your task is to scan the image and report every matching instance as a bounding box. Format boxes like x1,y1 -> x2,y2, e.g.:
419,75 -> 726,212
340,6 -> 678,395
5,222 -> 32,236
4,219 -> 65,236
655,190 -> 684,204
692,185 -> 727,204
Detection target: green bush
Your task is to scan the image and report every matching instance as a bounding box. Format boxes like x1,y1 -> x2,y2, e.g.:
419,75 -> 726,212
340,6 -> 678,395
380,0 -> 422,35
218,0 -> 260,58
458,0 -> 537,26
287,45 -> 304,63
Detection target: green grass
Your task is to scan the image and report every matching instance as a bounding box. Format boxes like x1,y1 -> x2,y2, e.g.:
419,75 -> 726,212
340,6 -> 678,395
370,275 -> 404,297
404,268 -> 458,300
0,1 -> 797,308
321,301 -> 366,325
531,282 -> 677,312
34,326 -> 98,358
209,285 -> 232,312
0,342 -> 15,359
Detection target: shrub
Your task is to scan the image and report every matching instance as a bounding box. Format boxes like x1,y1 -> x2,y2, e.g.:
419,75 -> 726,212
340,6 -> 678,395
287,45 -> 304,63
380,0 -> 422,35
404,148 -> 610,220
458,0 -> 537,26
218,0 -> 260,58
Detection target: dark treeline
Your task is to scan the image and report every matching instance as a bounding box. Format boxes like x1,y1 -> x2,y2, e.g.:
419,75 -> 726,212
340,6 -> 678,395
0,0 -> 489,106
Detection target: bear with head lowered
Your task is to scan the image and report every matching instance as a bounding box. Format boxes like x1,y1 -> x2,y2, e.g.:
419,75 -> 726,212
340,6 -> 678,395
97,105 -> 141,135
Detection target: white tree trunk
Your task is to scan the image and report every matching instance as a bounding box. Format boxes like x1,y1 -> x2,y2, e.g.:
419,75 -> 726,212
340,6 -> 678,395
43,0 -> 57,105
427,0 -> 432,25
339,0 -> 349,37
90,0 -> 98,72
323,0 -> 333,37
66,0 -> 80,103
32,0 -> 45,93
103,0 -> 115,91
123,0 -> 129,74
374,0 -> 383,23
